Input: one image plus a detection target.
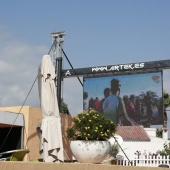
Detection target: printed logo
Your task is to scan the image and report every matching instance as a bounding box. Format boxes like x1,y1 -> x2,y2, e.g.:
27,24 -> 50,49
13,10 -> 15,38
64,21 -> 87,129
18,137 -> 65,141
152,76 -> 160,83
92,63 -> 145,72
65,70 -> 71,76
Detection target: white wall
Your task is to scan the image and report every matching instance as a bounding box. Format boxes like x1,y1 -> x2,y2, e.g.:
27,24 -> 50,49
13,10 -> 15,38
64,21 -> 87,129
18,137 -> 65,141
144,128 -> 156,137
0,111 -> 24,126
118,128 -> 170,159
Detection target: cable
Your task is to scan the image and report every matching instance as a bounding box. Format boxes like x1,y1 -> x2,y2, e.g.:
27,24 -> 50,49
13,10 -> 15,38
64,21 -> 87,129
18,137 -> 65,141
0,75 -> 38,152
113,136 -> 132,166
58,43 -> 83,87
50,39 -> 83,86
48,41 -> 56,55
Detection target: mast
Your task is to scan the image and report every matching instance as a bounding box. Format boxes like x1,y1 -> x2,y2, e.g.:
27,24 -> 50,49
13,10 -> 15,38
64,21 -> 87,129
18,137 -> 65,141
51,31 -> 66,112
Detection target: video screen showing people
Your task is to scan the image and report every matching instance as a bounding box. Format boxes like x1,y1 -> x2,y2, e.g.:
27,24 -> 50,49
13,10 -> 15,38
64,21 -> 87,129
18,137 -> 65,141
83,71 -> 163,126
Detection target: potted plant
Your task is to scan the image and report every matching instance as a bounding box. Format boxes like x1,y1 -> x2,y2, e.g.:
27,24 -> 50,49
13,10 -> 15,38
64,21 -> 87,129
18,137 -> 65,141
109,143 -> 119,164
66,109 -> 117,163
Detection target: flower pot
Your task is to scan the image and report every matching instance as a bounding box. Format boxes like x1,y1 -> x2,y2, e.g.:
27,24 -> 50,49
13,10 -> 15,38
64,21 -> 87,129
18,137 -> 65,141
70,140 -> 111,163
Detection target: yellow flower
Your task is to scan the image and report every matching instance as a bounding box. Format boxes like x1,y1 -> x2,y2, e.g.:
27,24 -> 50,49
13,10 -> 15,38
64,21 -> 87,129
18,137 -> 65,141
100,125 -> 102,127
89,120 -> 92,122
88,134 -> 90,136
86,137 -> 88,140
96,127 -> 98,129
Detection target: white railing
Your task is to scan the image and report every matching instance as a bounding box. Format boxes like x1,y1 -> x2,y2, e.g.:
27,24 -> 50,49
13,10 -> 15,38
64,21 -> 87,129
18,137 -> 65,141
116,155 -> 170,167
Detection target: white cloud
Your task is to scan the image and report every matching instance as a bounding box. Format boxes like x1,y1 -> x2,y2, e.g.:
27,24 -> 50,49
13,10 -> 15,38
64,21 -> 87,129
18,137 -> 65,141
0,60 -> 14,73
0,27 -> 48,108
0,26 -> 82,116
0,26 -> 12,41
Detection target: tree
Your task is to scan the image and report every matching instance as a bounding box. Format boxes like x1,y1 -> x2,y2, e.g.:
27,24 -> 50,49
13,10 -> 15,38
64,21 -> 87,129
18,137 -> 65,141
157,143 -> 170,156
156,128 -> 162,138
140,91 -> 159,106
155,91 -> 170,138
163,91 -> 170,125
139,91 -> 159,121
60,98 -> 70,114
156,91 -> 170,154
163,90 -> 170,109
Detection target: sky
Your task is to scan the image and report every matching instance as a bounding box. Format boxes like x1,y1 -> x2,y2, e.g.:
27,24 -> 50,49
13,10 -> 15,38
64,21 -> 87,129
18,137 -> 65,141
0,1 -> 170,135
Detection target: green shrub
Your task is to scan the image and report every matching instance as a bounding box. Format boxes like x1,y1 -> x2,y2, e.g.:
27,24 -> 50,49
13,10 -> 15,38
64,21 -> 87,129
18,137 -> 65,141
66,109 -> 117,141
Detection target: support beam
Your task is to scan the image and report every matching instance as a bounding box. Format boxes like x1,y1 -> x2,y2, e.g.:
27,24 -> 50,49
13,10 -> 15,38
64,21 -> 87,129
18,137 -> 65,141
51,31 -> 65,109
61,59 -> 170,78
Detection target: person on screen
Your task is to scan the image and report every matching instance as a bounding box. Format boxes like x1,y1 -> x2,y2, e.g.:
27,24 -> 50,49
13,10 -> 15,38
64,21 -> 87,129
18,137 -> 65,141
83,92 -> 89,111
128,95 -> 136,118
123,95 -> 129,113
102,78 -> 137,125
94,97 -> 100,111
98,88 -> 111,113
89,97 -> 95,110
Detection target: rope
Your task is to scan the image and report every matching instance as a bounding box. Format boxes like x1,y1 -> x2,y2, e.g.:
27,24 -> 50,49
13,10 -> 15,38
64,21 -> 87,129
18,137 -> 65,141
49,39 -> 83,86
113,136 -> 132,166
59,43 -> 83,87
0,75 -> 38,152
48,41 -> 56,55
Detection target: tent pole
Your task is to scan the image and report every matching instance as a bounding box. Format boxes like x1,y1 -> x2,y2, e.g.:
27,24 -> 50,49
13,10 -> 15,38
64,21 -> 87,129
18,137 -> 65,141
56,57 -> 62,112
51,31 -> 66,111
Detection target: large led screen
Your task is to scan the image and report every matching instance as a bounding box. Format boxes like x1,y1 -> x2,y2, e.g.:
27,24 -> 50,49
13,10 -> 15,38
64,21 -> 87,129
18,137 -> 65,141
83,71 -> 163,126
